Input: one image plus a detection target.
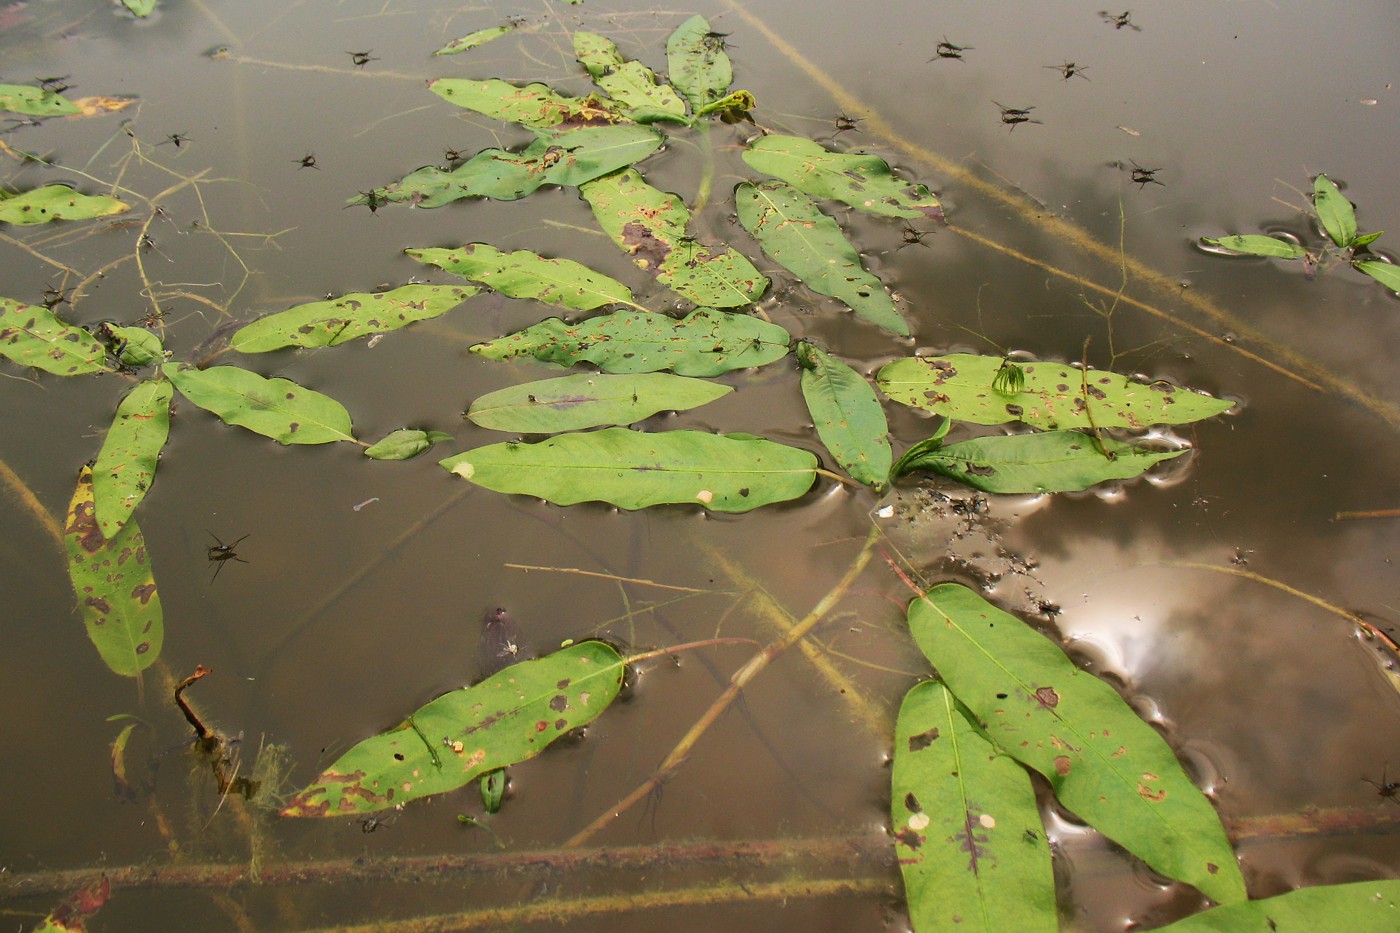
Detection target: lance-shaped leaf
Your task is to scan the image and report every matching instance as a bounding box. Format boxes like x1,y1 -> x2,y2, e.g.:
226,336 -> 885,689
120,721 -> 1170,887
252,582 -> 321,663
122,0 -> 156,15
1199,235 -> 1308,259
907,584 -> 1246,904
65,467 -> 163,677
666,15 -> 733,112
0,185 -> 128,226
1355,259 -> 1400,293
877,354 -> 1233,430
581,168 -> 767,308
364,429 -> 455,461
230,284 -> 477,352
743,135 -> 944,222
0,296 -> 109,375
468,373 -> 731,432
1148,879 -> 1400,932
894,681 -> 1057,933
101,324 -> 164,367
163,363 -> 355,444
406,244 -> 637,312
896,430 -> 1186,494
796,342 -> 890,490
354,124 -> 662,208
574,32 -> 688,124
471,308 -> 790,376
1313,173 -> 1357,248
428,77 -> 623,129
441,428 -> 816,511
92,379 -> 172,538
433,25 -> 512,56
0,83 -> 82,117
737,180 -> 908,335
282,641 -> 626,817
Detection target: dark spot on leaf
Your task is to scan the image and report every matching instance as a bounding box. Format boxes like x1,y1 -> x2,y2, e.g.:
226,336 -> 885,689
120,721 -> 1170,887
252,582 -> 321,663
1208,862 -> 1220,874
549,694 -> 569,712
1054,755 -> 1071,776
1034,686 -> 1060,708
904,792 -> 922,813
1005,404 -> 1023,417
554,718 -> 568,730
535,721 -> 548,732
908,727 -> 939,751
996,692 -> 1008,699
394,753 -> 405,761
557,679 -> 571,689
85,596 -> 112,615
894,827 -> 923,850
965,464 -> 996,476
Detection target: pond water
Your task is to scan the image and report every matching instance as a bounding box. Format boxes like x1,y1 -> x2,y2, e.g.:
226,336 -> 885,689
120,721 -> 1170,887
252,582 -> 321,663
2,1 -> 1399,930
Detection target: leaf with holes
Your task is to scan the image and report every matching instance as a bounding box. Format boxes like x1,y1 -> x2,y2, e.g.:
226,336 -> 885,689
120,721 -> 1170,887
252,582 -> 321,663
441,428 -> 816,511
354,125 -> 662,207
894,430 -> 1186,494
737,180 -> 907,334
666,15 -> 733,112
1313,173 -> 1357,248
743,135 -> 944,221
231,285 -> 477,352
796,342 -> 890,489
877,354 -> 1233,430
0,83 -> 81,117
406,245 -> 638,312
894,681 -> 1057,933
0,185 -> 128,226
428,77 -> 625,129
281,641 -> 625,817
65,467 -> 163,678
163,364 -> 355,445
468,373 -> 731,432
574,32 -> 688,124
433,26 -> 513,56
906,584 -> 1246,904
0,297 -> 109,375
471,308 -> 790,376
363,429 -> 455,461
1199,235 -> 1308,260
1355,260 -> 1400,294
581,168 -> 767,308
92,379 -> 172,538
1149,879 -> 1400,932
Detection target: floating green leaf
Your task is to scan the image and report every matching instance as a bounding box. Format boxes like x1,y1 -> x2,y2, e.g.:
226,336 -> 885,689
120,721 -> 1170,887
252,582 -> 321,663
895,430 -> 1186,494
693,89 -> 757,120
893,681 -> 1057,933
1149,880 -> 1400,932
441,428 -> 816,511
1199,235 -> 1308,260
573,32 -> 688,124
479,768 -> 507,814
1352,231 -> 1384,248
580,168 -> 768,308
102,324 -> 164,367
230,284 -> 477,352
666,15 -> 733,112
428,77 -> 622,129
355,125 -> 662,207
743,135 -> 944,221
122,0 -> 156,15
0,83 -> 81,117
281,641 -> 626,817
877,354 -> 1233,430
406,244 -> 637,312
0,185 -> 129,226
92,379 -> 173,538
907,584 -> 1246,904
468,373 -> 731,432
471,308 -> 790,376
433,25 -> 512,56
65,467 -> 162,678
1355,259 -> 1400,293
737,180 -> 907,335
0,297 -> 109,375
796,342 -> 890,490
1314,173 -> 1357,248
363,429 -> 455,461
163,363 -> 355,445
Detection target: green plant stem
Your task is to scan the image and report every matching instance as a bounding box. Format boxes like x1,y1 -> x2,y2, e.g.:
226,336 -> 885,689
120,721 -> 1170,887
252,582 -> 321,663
563,525 -> 882,847
692,122 -> 716,213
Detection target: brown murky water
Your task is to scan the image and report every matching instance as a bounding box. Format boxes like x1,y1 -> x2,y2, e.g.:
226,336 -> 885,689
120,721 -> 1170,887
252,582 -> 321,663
2,1 -> 1399,930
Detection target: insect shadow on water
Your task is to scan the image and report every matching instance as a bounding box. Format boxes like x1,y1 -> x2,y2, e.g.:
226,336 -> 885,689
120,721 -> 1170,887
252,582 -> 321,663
994,102 -> 1042,131
1045,61 -> 1089,80
207,532 -> 249,583
1363,765 -> 1400,805
929,37 -> 972,61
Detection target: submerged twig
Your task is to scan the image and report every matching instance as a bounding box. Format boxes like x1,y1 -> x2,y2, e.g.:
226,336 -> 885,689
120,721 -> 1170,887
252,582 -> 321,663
1336,509 -> 1400,521
503,563 -> 725,595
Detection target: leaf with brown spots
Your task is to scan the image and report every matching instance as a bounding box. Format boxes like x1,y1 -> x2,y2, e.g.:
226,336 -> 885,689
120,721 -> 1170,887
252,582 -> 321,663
231,284 -> 478,352
906,584 -> 1246,904
281,641 -> 625,817
892,681 -> 1056,932
163,363 -> 355,445
0,296 -> 110,376
65,467 -> 163,678
742,135 -> 944,221
91,379 -> 173,538
0,184 -> 128,226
